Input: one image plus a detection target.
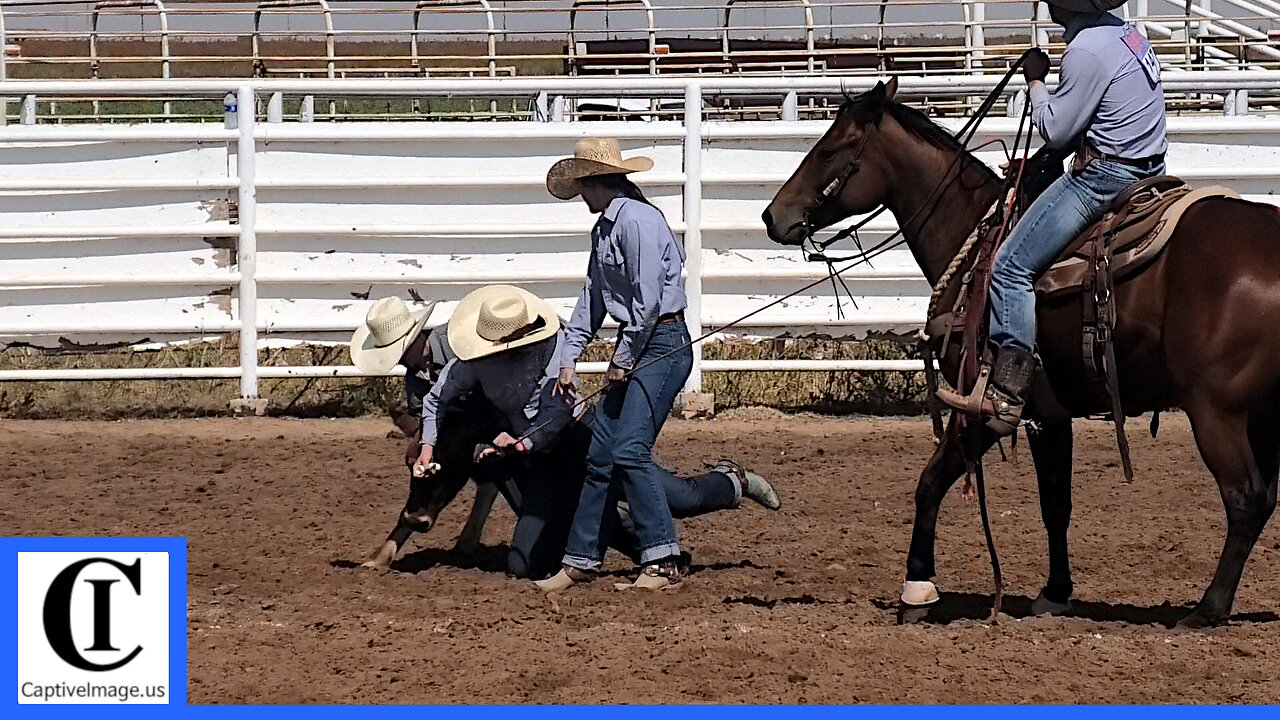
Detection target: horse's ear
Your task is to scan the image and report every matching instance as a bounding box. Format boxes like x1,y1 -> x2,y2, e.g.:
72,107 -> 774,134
884,76 -> 899,100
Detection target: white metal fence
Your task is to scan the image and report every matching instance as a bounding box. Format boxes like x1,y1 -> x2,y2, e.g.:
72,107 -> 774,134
3,1 -> 1279,88
2,74 -> 1280,406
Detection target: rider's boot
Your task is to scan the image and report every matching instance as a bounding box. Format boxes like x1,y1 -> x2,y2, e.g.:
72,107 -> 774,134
935,345 -> 1038,436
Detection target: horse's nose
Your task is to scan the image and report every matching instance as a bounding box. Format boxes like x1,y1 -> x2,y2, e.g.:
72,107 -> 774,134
761,208 -> 775,236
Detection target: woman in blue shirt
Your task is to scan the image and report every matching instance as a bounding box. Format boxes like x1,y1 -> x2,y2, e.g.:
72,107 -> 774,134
537,139 -> 776,592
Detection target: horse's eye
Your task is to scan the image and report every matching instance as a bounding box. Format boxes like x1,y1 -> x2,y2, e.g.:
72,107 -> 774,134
818,146 -> 838,162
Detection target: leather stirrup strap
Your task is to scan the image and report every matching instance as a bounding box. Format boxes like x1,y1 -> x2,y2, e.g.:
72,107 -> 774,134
1103,335 -> 1134,483
1096,246 -> 1135,483
919,338 -> 946,442
967,365 -> 992,415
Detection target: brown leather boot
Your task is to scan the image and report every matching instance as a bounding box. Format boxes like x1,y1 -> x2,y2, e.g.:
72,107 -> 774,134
936,346 -> 1037,436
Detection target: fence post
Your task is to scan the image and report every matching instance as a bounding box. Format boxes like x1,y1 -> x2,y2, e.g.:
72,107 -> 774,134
679,81 -> 712,416
970,1 -> 986,71
781,91 -> 798,121
532,91 -> 549,121
232,85 -> 265,416
267,91 -> 283,123
21,94 -> 35,124
1033,2 -> 1049,48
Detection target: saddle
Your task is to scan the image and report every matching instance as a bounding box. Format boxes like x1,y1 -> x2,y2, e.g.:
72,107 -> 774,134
1035,177 -> 1239,298
920,172 -> 1239,481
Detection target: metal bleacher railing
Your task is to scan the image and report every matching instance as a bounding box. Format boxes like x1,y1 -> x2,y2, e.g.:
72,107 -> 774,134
1,0 -> 1278,122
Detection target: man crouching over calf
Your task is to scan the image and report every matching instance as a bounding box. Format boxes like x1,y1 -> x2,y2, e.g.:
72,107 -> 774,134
355,286 -> 781,583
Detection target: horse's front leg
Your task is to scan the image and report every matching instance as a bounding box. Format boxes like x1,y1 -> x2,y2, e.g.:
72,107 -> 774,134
1025,417 -> 1075,613
903,417 -> 970,606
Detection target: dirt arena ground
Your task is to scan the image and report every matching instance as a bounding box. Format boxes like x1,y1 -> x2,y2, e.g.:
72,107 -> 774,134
3,413 -> 1279,703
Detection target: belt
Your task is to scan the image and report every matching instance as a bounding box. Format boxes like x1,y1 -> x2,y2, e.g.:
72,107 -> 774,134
1101,151 -> 1165,170
657,311 -> 684,324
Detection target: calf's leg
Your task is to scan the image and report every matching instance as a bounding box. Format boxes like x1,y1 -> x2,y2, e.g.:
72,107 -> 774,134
452,481 -> 500,557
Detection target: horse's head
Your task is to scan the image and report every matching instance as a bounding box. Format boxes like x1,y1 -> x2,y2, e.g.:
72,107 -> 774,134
763,77 -> 899,246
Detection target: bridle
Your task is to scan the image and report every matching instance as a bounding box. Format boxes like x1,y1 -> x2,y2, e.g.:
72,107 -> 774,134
799,120 -> 890,264
798,50 -> 1034,268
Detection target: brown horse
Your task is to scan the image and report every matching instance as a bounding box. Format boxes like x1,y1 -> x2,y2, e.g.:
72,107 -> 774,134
763,78 -> 1280,627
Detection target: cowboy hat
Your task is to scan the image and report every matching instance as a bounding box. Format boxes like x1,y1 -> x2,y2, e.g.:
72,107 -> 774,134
349,296 -> 438,374
448,285 -> 561,361
1042,0 -> 1126,11
546,137 -> 654,200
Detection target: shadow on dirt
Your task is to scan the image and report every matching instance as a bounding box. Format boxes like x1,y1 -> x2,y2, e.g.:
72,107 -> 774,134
723,593 -> 858,609
872,593 -> 1280,627
329,545 -> 510,574
333,550 -> 772,578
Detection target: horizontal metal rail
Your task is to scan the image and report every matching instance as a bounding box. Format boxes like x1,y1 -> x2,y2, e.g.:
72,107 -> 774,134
6,70 -> 1280,96
0,358 -> 929,382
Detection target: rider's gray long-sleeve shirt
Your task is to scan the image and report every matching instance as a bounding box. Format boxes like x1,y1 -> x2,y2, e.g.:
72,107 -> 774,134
1029,12 -> 1168,160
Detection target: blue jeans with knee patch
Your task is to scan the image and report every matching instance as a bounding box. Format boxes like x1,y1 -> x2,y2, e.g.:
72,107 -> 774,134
989,158 -> 1163,353
562,320 -> 692,571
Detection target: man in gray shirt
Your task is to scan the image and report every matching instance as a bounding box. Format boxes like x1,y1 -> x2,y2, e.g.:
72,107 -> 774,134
939,0 -> 1168,435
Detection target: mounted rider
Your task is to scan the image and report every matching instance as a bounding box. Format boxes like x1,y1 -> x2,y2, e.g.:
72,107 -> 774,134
937,0 -> 1168,434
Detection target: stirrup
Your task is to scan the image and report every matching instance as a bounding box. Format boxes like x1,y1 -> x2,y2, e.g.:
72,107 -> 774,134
935,365 -> 994,418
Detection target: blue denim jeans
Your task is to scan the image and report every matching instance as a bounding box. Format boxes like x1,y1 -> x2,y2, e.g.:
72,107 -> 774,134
663,470 -> 739,517
562,320 -> 693,571
989,158 -> 1164,353
506,423 -> 738,579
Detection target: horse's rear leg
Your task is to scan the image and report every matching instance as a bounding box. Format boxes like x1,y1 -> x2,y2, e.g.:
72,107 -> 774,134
1025,418 -> 1074,613
903,419 -> 970,605
1180,402 -> 1278,627
452,481 -> 500,557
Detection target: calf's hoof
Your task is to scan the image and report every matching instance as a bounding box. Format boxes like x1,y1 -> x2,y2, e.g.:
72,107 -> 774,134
360,540 -> 397,571
901,580 -> 940,606
1031,589 -> 1072,616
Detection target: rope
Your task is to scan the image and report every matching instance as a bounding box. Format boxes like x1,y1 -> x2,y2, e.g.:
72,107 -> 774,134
921,204 -> 996,334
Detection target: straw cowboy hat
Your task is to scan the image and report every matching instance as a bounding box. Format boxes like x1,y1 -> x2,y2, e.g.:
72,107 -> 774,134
546,138 -> 654,200
349,296 -> 438,374
448,285 -> 561,361
1043,0 -> 1126,11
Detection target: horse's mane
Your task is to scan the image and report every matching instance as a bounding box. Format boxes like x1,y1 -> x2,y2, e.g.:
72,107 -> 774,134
841,87 -> 1000,183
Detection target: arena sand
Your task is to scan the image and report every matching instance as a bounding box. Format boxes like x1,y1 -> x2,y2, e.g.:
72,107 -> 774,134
2,414 -> 1278,703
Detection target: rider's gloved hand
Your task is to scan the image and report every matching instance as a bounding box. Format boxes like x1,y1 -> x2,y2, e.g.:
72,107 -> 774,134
1022,48 -> 1050,84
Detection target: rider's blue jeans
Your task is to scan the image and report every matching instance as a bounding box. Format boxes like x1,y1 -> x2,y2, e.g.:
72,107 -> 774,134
988,158 -> 1164,353
562,320 -> 692,571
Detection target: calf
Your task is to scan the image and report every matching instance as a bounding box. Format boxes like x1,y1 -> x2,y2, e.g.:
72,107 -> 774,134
362,394 -> 513,570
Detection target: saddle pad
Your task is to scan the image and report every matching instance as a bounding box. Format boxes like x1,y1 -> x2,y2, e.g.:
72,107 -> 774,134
1035,185 -> 1239,298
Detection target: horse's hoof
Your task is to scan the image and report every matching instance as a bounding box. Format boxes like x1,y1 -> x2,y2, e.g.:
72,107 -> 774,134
901,580 -> 940,606
360,540 -> 397,571
1177,609 -> 1225,629
1031,590 -> 1072,616
451,542 -> 479,559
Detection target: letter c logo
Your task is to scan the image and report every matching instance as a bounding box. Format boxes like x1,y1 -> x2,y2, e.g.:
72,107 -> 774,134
41,558 -> 143,672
